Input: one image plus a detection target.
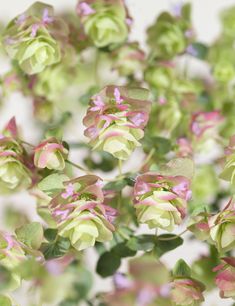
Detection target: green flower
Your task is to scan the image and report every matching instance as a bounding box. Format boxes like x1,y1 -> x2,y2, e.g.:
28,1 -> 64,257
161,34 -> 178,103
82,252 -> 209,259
78,0 -> 128,48
213,60 -> 235,83
209,200 -> 235,253
2,2 -> 67,74
0,155 -> 32,193
59,209 -> 113,251
147,12 -> 187,59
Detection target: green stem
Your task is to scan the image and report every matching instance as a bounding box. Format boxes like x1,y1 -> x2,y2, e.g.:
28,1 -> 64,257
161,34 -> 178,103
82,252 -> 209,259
66,160 -> 90,173
157,229 -> 188,241
141,148 -> 155,170
118,159 -> 123,176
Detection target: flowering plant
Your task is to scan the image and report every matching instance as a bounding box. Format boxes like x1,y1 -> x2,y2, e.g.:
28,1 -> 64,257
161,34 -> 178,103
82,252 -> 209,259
0,1 -> 235,305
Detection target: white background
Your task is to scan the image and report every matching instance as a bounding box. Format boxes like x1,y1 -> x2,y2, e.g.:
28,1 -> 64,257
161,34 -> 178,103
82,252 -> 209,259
0,1 -> 235,305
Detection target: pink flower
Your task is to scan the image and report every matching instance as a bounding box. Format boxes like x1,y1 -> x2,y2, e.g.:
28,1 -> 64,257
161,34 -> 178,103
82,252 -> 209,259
213,257 -> 235,299
190,111 -> 223,138
114,88 -> 124,104
77,2 -> 95,16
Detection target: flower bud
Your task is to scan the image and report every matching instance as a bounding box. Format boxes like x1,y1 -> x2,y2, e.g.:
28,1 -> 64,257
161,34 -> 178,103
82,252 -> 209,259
34,138 -> 68,170
209,199 -> 235,253
77,0 -> 128,48
171,277 -> 205,305
49,175 -> 116,251
2,2 -> 68,74
213,257 -> 235,299
134,173 -> 191,231
83,86 -> 151,160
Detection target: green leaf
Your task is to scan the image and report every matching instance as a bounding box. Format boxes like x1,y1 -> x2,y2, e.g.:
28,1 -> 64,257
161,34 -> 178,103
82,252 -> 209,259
15,222 -> 43,249
0,295 -> 12,306
73,266 -> 93,300
159,158 -> 194,179
181,3 -> 192,20
44,228 -> 58,242
112,242 -> 136,258
191,42 -> 208,60
173,259 -> 191,277
38,173 -> 69,196
41,237 -> 70,260
96,251 -> 121,277
127,235 -> 156,251
143,136 -> 172,155
103,179 -> 128,191
155,234 -> 183,257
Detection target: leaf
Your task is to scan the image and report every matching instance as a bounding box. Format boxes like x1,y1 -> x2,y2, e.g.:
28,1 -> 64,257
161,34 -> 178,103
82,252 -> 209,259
112,242 -> 136,258
127,235 -> 156,251
191,42 -> 208,60
73,267 -> 93,300
44,228 -> 58,242
41,237 -> 70,260
181,3 -> 192,20
38,173 -> 69,196
159,158 -> 194,179
155,234 -> 183,257
126,87 -> 149,100
103,179 -> 128,191
96,251 -> 121,277
0,295 -> 12,306
143,136 -> 172,155
173,259 -> 191,277
15,222 -> 43,249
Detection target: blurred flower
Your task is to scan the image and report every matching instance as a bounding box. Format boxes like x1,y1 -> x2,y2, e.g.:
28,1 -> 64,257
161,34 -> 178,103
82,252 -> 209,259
147,12 -> 188,59
213,257 -> 235,299
112,42 -> 145,76
83,86 -> 151,160
220,135 -> 235,186
171,277 -> 205,305
220,6 -> 235,38
209,199 -> 235,253
134,173 -> 191,231
213,60 -> 235,83
34,138 -> 68,170
77,0 -> 128,48
2,2 -> 68,74
50,175 -> 115,250
188,213 -> 210,241
0,231 -> 26,290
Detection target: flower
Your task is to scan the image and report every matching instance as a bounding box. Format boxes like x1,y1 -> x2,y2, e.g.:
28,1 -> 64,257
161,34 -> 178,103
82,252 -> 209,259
34,138 -> 68,171
187,213 -> 210,241
49,175 -> 116,251
213,257 -> 235,299
133,173 -> 191,231
213,60 -> 235,83
77,0 -> 128,48
0,118 -> 32,193
220,135 -> 235,186
112,42 -> 145,76
2,2 -> 67,74
171,278 -> 205,305
190,111 -> 223,139
209,199 -> 235,253
144,62 -> 174,90
147,12 -> 188,59
0,231 -> 26,290
83,86 -> 151,160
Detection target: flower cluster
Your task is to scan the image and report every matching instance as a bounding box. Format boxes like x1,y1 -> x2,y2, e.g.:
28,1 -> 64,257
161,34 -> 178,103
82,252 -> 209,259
49,175 -> 116,250
220,135 -> 235,186
0,118 -> 32,193
83,86 -> 151,160
2,2 -> 68,74
134,173 -> 191,231
77,0 -> 129,48
213,257 -> 235,299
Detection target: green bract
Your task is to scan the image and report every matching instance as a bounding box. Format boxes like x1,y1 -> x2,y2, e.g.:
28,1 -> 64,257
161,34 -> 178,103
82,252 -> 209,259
79,0 -> 128,48
2,2 -> 67,74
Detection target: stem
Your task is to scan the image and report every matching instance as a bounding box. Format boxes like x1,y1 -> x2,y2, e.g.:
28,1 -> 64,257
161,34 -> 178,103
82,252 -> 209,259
66,160 -> 90,173
157,229 -> 188,241
140,148 -> 155,170
19,139 -> 35,148
118,159 -> 123,176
